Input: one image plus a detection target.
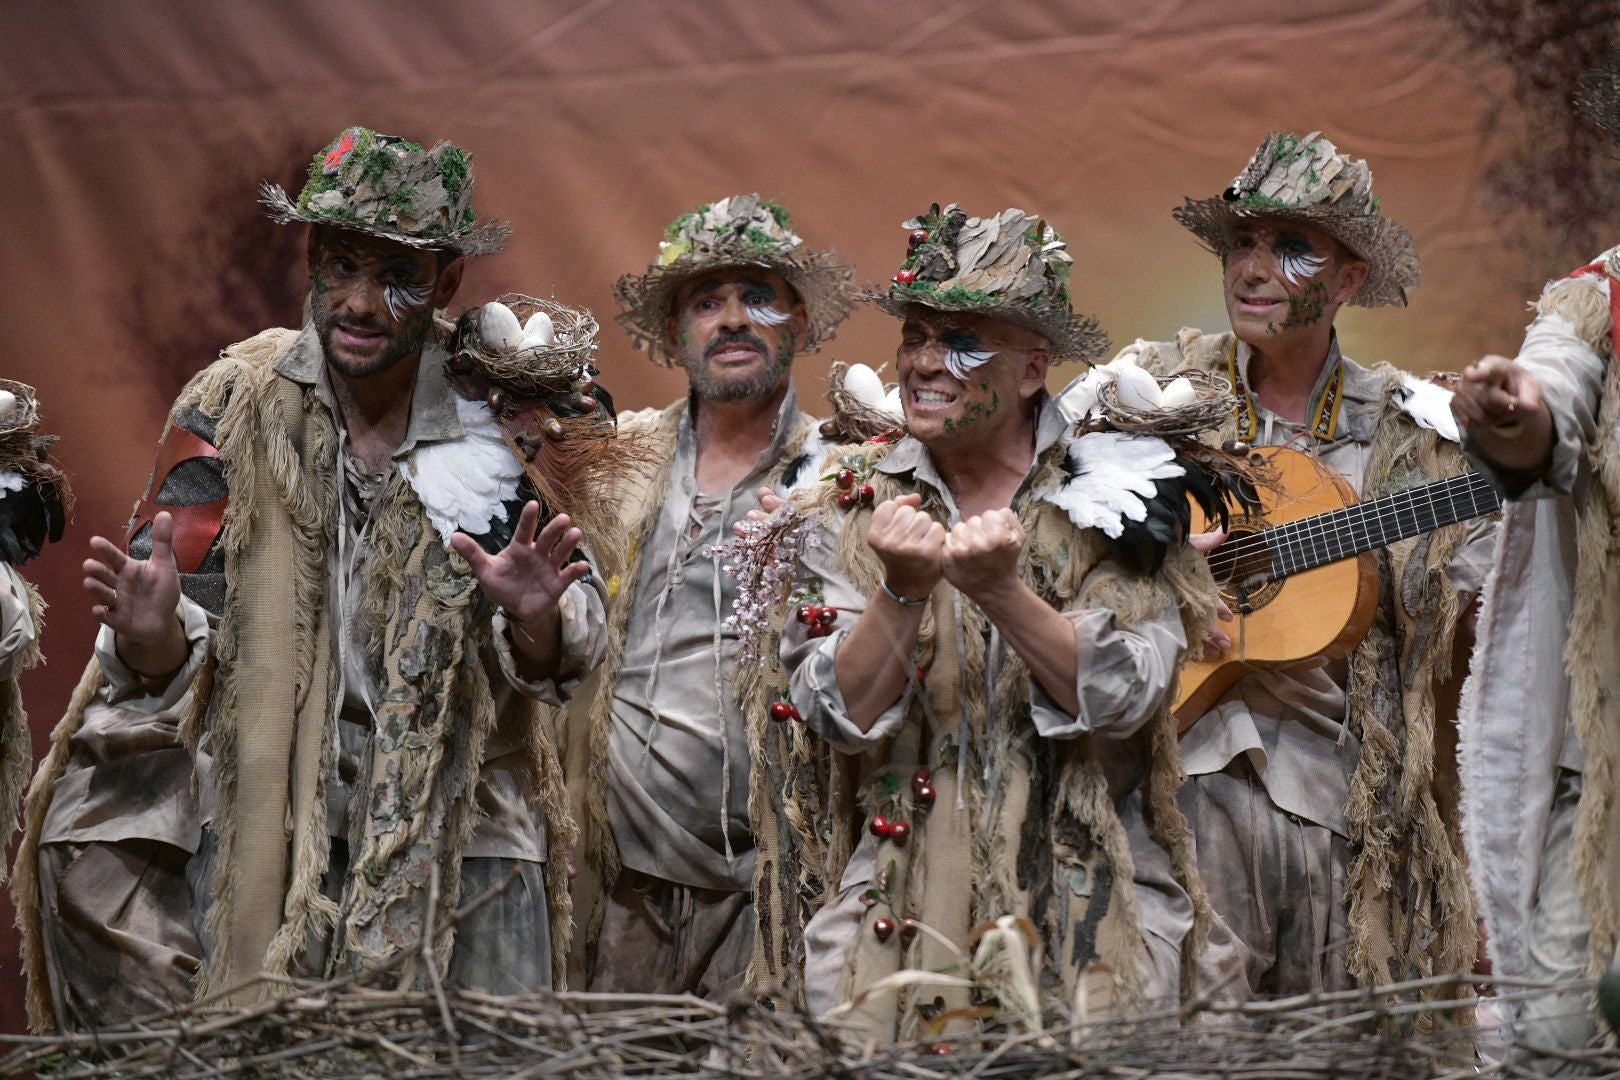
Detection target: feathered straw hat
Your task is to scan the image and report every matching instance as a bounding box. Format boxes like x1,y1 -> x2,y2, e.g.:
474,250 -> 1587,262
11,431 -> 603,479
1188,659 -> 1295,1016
1577,61 -> 1620,140
864,203 -> 1109,362
1173,131 -> 1419,308
613,194 -> 857,366
260,126 -> 510,257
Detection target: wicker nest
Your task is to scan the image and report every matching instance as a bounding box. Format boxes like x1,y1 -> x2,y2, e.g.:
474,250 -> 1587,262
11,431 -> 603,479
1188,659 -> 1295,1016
1098,369 -> 1236,437
0,381 -> 42,442
822,360 -> 906,444
444,294 -> 599,398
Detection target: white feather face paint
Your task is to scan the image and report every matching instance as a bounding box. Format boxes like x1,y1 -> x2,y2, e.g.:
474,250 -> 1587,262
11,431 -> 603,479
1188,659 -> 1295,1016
744,298 -> 793,328
384,280 -> 435,322
1278,251 -> 1328,287
942,347 -> 997,381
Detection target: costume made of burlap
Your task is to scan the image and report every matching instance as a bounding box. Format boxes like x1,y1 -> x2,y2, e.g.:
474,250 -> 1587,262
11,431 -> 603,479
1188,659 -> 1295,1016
14,329 -> 590,1030
1461,249 -> 1620,1051
12,127 -> 600,1031
1136,329 -> 1479,1005
561,194 -> 853,993
734,413 -> 1218,1039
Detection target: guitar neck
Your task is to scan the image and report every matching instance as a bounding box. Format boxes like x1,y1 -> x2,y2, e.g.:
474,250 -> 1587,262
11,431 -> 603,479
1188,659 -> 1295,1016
1265,471 -> 1501,580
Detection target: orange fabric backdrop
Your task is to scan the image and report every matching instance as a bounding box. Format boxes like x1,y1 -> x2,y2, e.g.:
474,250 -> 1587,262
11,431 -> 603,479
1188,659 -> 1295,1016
0,0 -> 1543,1029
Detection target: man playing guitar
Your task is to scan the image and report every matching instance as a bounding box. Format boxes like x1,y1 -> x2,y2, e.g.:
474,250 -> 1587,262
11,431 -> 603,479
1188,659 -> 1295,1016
1118,132 -> 1493,1000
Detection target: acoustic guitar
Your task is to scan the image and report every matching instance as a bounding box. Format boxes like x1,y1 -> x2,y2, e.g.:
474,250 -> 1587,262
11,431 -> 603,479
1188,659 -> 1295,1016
1174,445 -> 1501,730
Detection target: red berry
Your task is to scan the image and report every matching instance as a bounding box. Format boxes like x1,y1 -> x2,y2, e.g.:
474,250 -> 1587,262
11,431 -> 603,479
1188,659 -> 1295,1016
869,815 -> 891,838
915,784 -> 936,807
837,490 -> 859,511
787,704 -> 803,723
913,769 -> 932,787
858,483 -> 875,506
895,268 -> 918,285
769,701 -> 792,722
909,229 -> 929,248
888,820 -> 911,845
929,1044 -> 952,1055
899,918 -> 919,946
873,917 -> 896,942
796,604 -> 817,625
836,468 -> 856,490
817,606 -> 839,626
808,624 -> 831,639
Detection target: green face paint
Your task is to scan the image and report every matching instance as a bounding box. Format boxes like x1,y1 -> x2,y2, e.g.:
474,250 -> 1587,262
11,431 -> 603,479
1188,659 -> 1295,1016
1280,281 -> 1329,330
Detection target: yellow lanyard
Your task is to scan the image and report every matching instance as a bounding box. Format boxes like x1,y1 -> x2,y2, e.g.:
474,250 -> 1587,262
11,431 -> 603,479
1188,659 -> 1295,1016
1226,339 -> 1343,442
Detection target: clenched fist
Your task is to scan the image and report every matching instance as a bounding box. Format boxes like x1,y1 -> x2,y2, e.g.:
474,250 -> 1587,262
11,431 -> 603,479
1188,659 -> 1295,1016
941,509 -> 1023,603
866,493 -> 945,600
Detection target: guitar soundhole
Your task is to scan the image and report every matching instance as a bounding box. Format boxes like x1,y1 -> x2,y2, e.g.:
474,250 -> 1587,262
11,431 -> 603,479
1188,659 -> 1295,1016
1206,515 -> 1283,614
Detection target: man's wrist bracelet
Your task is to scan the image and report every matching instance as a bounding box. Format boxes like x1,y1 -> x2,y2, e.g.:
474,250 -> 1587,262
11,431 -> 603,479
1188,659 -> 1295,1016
880,580 -> 929,607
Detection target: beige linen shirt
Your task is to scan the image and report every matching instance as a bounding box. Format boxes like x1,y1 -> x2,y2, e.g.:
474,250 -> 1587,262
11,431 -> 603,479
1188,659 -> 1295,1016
607,386 -> 828,893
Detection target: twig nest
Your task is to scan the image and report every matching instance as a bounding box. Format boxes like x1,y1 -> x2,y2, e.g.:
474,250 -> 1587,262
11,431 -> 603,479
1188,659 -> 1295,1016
520,311 -> 556,350
1112,362 -> 1163,411
843,363 -> 886,409
479,301 -> 523,351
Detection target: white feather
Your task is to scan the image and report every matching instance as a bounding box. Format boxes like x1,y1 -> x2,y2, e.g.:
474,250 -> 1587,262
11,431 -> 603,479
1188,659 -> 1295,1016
402,396 -> 523,544
1395,373 -> 1461,443
0,471 -> 23,498
1042,432 -> 1184,539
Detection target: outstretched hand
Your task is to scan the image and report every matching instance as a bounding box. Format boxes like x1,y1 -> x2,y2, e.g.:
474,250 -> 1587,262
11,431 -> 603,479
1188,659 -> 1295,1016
449,502 -> 590,626
84,510 -> 187,676
733,486 -> 785,537
1453,354 -> 1554,474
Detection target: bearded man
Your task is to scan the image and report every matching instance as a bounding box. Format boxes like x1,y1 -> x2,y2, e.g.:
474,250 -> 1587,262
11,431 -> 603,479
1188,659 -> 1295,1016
562,195 -> 856,997
15,128 -> 607,1030
1115,132 -> 1490,999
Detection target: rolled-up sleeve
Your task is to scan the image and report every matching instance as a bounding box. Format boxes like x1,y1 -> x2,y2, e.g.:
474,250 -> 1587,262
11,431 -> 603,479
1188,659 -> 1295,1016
1466,283 -> 1608,498
1031,600 -> 1186,740
94,594 -> 211,714
492,575 -> 608,706
0,565 -> 38,682
781,520 -> 910,752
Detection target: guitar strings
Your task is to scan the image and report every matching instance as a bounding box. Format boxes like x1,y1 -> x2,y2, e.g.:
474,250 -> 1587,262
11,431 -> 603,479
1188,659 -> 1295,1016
1203,472 -> 1499,578
1213,473 -> 1497,574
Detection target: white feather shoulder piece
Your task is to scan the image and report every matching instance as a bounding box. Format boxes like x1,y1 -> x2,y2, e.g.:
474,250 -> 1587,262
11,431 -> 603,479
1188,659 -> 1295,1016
1042,431 -> 1184,539
1395,373 -> 1460,444
0,471 -> 24,498
403,396 -> 523,544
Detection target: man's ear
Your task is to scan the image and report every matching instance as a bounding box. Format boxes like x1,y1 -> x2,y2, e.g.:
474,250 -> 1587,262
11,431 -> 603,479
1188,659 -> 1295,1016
433,254 -> 466,308
1332,258 -> 1369,306
1022,346 -> 1051,400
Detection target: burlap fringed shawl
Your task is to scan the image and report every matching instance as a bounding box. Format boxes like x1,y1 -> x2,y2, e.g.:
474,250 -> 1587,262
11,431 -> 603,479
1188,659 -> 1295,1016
14,328 -> 576,1026
560,400 -> 820,988
741,436 -> 1217,1040
1145,330 -> 1478,1010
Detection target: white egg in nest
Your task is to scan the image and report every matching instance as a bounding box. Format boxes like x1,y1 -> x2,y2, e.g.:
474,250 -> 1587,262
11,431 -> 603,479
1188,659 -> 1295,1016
842,363 -> 886,408
878,386 -> 904,419
1111,361 -> 1163,411
0,391 -> 16,421
478,301 -> 524,351
1157,376 -> 1199,410
520,311 -> 557,351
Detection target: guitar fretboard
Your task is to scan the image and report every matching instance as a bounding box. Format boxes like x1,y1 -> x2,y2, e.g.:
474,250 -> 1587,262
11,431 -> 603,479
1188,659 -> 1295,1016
1265,471 -> 1501,580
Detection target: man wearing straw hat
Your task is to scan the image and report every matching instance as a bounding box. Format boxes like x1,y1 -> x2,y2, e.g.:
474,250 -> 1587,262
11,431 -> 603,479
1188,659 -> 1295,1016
740,203 -> 1223,1033
561,194 -> 856,997
1452,63 -> 1620,1055
1115,132 -> 1491,1000
14,127 -> 610,1030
